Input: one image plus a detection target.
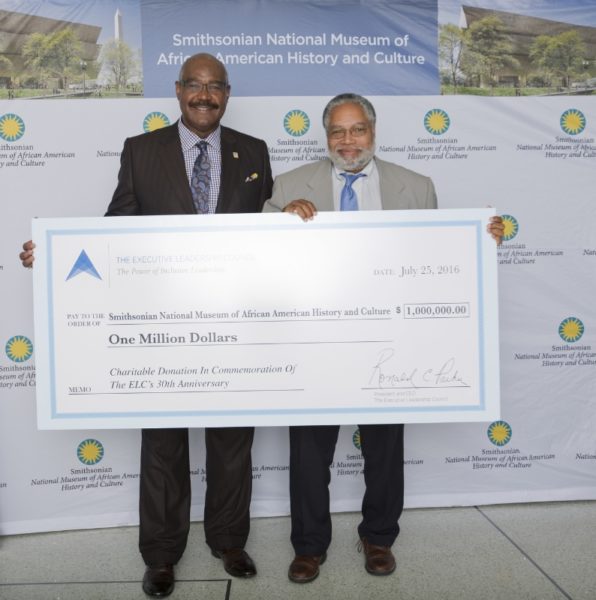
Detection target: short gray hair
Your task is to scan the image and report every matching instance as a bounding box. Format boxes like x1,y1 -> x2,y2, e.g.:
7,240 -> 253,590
322,93 -> 376,130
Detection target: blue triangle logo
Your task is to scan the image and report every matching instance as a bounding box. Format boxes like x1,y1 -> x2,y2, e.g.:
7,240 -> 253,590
66,250 -> 102,281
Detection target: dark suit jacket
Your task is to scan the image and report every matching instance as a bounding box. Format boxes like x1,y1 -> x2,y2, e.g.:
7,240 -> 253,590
106,122 -> 272,216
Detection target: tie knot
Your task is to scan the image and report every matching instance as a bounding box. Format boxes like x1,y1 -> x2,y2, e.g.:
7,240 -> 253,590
197,140 -> 208,152
341,172 -> 365,187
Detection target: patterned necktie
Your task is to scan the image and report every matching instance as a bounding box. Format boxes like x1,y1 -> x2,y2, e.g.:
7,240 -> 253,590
191,141 -> 211,214
340,172 -> 366,211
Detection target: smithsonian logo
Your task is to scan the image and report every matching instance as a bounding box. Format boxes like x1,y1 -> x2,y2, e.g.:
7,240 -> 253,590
5,336 -> 33,362
0,113 -> 25,142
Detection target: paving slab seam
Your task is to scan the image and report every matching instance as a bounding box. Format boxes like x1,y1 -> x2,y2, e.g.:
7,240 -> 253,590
0,578 -> 231,586
475,506 -> 574,600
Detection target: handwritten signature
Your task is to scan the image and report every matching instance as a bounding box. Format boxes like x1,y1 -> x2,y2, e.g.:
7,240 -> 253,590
368,348 -> 469,388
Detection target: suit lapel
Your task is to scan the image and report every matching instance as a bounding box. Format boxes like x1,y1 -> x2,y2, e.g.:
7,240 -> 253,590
158,123 -> 196,214
217,127 -> 240,214
377,158 -> 405,210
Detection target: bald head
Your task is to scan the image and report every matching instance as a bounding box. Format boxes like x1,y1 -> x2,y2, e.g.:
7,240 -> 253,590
178,53 -> 228,85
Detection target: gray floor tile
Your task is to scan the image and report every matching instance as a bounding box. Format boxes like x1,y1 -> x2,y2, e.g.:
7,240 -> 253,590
0,503 -> 593,599
480,501 -> 596,600
0,581 -> 229,600
394,507 -> 569,600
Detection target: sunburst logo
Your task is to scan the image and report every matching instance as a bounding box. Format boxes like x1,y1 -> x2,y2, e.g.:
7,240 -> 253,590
501,214 -> 519,242
559,317 -> 584,343
560,109 -> 586,135
5,336 -> 33,362
487,421 -> 512,446
77,439 -> 104,465
0,113 -> 25,141
284,109 -> 310,137
424,109 -> 450,135
352,428 -> 361,451
143,112 -> 170,133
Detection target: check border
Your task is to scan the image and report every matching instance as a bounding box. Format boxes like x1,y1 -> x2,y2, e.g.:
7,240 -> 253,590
33,210 -> 500,429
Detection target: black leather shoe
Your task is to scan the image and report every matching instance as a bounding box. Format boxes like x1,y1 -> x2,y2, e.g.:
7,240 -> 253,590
211,548 -> 257,578
142,563 -> 175,597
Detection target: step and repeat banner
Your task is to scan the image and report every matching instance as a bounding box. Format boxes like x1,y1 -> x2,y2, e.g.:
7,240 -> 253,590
0,0 -> 595,534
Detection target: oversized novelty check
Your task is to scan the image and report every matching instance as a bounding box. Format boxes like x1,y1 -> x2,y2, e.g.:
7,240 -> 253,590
32,209 -> 500,429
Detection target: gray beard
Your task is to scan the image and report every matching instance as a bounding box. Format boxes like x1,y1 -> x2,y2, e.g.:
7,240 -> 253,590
328,146 -> 375,172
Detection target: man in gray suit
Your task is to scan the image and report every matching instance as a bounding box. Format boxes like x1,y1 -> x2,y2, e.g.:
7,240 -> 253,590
268,96 -> 437,216
266,93 -> 503,584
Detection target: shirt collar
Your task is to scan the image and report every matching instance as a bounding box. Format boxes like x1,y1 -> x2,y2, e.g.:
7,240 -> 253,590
178,119 -> 221,152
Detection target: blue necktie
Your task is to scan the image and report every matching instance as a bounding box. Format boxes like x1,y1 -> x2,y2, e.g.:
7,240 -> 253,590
340,172 -> 366,211
191,141 -> 211,214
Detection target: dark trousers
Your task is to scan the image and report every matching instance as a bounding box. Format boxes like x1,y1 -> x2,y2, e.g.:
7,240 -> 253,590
139,426 -> 254,565
289,424 -> 404,555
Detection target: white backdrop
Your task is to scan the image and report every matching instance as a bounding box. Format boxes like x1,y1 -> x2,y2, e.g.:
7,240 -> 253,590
1,94 -> 595,534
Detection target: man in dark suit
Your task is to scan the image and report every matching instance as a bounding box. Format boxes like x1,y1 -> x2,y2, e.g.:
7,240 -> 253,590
266,93 -> 503,584
21,53 -> 272,598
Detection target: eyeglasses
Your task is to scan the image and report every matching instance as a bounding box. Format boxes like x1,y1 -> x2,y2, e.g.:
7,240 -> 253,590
179,80 -> 228,94
327,125 -> 369,140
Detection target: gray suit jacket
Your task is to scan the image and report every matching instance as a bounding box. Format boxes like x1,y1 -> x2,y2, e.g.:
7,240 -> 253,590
266,157 -> 437,212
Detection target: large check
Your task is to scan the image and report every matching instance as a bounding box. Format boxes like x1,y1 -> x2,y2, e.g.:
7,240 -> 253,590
32,209 -> 500,429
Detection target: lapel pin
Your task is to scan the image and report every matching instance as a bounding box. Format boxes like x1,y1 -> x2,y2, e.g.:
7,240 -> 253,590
245,172 -> 259,182
233,152 -> 239,159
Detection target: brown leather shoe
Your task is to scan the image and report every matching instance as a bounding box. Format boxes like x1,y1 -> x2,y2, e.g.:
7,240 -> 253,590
211,548 -> 257,578
359,538 -> 396,575
288,553 -> 327,583
142,563 -> 175,597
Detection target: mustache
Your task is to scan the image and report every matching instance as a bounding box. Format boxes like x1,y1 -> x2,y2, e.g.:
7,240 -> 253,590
335,143 -> 365,151
189,100 -> 219,109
